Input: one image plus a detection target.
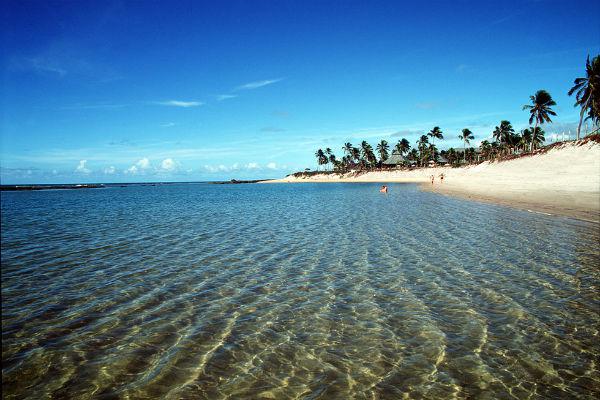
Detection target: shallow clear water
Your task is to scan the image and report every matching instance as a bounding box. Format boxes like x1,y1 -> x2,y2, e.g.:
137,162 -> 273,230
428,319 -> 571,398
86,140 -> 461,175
2,183 -> 599,399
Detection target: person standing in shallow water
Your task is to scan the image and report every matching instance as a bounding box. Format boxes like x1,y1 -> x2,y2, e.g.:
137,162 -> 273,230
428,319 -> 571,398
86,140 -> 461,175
430,175 -> 434,185
439,173 -> 444,183
380,185 -> 388,193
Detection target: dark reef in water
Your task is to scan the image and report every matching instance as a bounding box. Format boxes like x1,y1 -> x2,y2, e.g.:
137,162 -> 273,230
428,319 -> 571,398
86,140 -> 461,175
211,179 -> 271,184
1,184 -> 105,191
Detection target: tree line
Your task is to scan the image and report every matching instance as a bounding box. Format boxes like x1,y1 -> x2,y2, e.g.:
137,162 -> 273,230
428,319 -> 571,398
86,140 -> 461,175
313,55 -> 599,171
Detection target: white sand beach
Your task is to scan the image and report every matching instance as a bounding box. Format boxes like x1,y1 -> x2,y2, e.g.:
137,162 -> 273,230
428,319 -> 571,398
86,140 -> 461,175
266,140 -> 600,222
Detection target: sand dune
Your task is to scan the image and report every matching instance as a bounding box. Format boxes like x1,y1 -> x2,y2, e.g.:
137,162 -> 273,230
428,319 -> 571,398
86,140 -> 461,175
266,140 -> 600,222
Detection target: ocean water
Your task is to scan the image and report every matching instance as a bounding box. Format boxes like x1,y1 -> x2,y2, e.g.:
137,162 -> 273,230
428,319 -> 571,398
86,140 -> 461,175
2,182 -> 599,399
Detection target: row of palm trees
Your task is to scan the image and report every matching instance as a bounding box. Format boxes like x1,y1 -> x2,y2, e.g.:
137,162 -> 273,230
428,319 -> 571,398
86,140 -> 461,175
313,55 -> 599,171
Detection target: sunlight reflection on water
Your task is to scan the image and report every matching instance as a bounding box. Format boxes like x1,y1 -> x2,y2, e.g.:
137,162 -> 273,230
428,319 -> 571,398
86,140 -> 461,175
2,183 -> 599,399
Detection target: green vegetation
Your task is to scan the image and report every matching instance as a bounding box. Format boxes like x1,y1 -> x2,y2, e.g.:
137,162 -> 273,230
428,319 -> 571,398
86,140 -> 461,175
568,55 -> 600,140
312,55 -> 598,172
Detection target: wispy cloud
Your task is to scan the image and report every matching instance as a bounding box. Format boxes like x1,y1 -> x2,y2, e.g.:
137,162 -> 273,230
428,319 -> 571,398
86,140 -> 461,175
22,57 -> 67,77
260,126 -> 286,133
415,102 -> 438,110
216,94 -> 238,101
156,100 -> 204,108
61,103 -> 131,110
272,110 -> 290,118
201,161 -> 286,173
390,129 -> 423,138
161,122 -> 176,128
235,78 -> 283,91
75,160 -> 91,174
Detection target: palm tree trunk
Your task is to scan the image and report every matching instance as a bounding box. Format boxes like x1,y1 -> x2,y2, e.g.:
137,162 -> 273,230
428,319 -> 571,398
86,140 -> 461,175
463,140 -> 466,163
531,120 -> 538,152
576,107 -> 585,140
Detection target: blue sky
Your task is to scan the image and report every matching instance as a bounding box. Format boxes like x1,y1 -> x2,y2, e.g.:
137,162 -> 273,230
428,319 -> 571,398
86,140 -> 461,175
1,0 -> 599,183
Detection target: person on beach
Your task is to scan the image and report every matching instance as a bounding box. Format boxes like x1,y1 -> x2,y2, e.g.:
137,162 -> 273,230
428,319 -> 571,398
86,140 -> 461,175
380,185 -> 388,193
439,173 -> 444,183
430,175 -> 434,185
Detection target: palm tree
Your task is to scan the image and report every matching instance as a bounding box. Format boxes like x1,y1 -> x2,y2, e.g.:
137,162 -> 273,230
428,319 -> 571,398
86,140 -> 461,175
492,125 -> 502,143
427,126 -> 444,148
458,129 -> 474,163
407,148 -> 419,165
479,140 -> 492,160
343,142 -> 354,157
519,129 -> 531,152
360,141 -> 376,169
428,143 -> 439,164
315,149 -> 327,171
499,121 -> 515,154
492,121 -> 514,155
523,127 -> 546,151
394,138 -> 411,156
523,90 -> 557,151
351,147 -> 361,163
445,148 -> 458,166
416,135 -> 429,167
376,140 -> 390,165
568,55 -> 600,139
324,148 -> 333,170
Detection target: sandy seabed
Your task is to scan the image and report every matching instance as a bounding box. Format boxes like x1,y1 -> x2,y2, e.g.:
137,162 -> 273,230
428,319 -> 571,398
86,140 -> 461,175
265,141 -> 600,223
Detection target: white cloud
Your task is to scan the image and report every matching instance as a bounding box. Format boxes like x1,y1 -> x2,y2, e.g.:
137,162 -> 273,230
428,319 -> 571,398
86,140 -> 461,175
136,157 -> 151,169
217,94 -> 237,101
75,160 -> 91,174
157,100 -> 203,108
235,78 -> 283,91
126,165 -> 138,174
104,166 -> 116,174
161,122 -> 176,127
201,162 -> 274,173
160,158 -> 177,171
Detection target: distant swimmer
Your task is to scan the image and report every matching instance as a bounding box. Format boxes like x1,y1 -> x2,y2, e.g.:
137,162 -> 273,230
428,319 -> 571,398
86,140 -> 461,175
439,173 -> 444,183
380,185 -> 388,193
430,175 -> 435,185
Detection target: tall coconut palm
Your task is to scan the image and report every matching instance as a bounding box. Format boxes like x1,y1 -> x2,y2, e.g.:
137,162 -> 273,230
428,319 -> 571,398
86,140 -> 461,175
492,125 -> 502,144
428,143 -> 438,163
376,140 -> 390,164
446,148 -> 458,166
523,90 -> 557,151
328,153 -> 338,171
324,148 -> 332,170
342,142 -> 354,157
568,55 -> 600,139
315,149 -> 327,171
499,121 -> 514,143
479,140 -> 492,160
416,135 -> 429,167
523,127 -> 546,151
427,126 -> 444,148
360,141 -> 376,169
458,129 -> 474,163
407,148 -> 419,165
394,138 -> 411,156
519,129 -> 531,152
351,147 -> 361,163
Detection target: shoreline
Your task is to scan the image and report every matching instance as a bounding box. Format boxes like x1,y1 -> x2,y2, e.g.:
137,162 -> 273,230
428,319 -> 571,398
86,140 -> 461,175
264,141 -> 600,223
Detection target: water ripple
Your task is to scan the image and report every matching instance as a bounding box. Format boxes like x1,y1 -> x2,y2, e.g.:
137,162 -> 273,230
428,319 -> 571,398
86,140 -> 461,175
2,183 -> 599,399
